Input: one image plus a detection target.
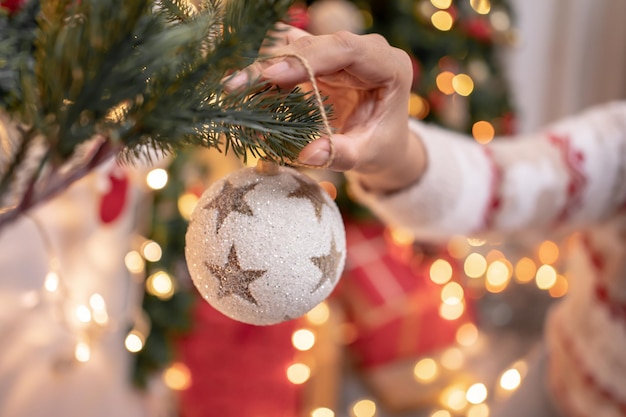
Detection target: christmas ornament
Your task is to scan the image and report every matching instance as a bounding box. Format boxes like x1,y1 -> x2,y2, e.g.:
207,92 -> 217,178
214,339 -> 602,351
185,163 -> 346,325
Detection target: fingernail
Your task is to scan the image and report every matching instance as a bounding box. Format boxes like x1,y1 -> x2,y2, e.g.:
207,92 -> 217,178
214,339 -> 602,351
224,71 -> 248,90
262,61 -> 290,78
299,149 -> 330,166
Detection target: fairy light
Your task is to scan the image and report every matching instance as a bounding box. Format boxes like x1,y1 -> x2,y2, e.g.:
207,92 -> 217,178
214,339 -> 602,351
535,264 -> 557,290
470,0 -> 491,15
499,368 -> 522,391
467,403 -> 490,417
489,10 -> 511,31
89,293 -> 109,325
455,322 -> 478,347
441,281 -> 464,305
146,271 -> 175,300
430,0 -> 452,9
485,260 -> 511,292
440,347 -> 465,371
389,227 -> 414,246
430,259 -> 453,284
431,411 -> 452,417
514,257 -> 536,283
292,329 -> 316,351
351,399 -> 376,417
436,71 -> 456,95
44,271 -> 60,292
408,93 -> 430,119
431,10 -> 454,31
76,304 -> 92,323
464,253 -> 487,278
75,341 -> 91,363
466,383 -> 488,404
141,240 -> 162,263
125,330 -> 145,353
319,181 -> 338,200
163,362 -> 192,391
538,240 -> 559,264
413,357 -> 439,382
467,238 -> 486,247
441,385 -> 468,411
124,250 -> 145,274
549,274 -> 569,298
439,301 -> 464,320
311,408 -> 335,417
306,301 -> 330,325
286,363 -> 311,385
146,168 -> 168,190
472,121 -> 495,144
447,235 -> 471,259
178,192 -> 199,221
452,74 -> 474,96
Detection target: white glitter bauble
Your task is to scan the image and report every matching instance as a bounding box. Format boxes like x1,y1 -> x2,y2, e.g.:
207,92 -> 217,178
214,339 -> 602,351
185,164 -> 346,325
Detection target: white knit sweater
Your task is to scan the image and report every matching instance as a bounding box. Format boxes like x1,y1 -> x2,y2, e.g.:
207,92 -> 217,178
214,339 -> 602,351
349,101 -> 626,417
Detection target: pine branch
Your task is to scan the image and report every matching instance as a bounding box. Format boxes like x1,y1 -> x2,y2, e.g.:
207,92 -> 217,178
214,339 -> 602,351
0,0 -> 329,228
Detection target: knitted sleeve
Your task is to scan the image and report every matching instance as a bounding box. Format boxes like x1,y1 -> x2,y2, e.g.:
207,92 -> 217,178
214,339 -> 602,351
348,101 -> 626,241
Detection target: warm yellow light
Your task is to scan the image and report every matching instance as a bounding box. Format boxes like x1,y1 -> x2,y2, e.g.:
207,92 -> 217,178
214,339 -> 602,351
75,341 -> 91,363
430,0 -> 452,9
125,251 -> 145,274
467,238 -> 487,247
447,235 -> 471,259
76,305 -> 92,323
466,383 -> 488,404
464,253 -> 487,278
430,259 -> 453,285
142,240 -> 163,263
178,192 -> 199,221
408,94 -> 430,119
549,274 -> 569,298
472,121 -> 495,144
431,10 -> 454,31
440,347 -> 465,370
306,302 -> 331,325
452,74 -> 474,96
311,408 -> 335,417
470,0 -> 491,15
292,329 -> 316,351
389,227 -> 415,246
319,181 -> 338,200
413,357 -> 439,382
352,399 -> 376,417
146,168 -> 168,190
456,322 -> 479,347
44,271 -> 60,292
538,240 -> 559,264
431,411 -> 452,417
89,294 -> 105,310
146,271 -> 175,300
490,10 -> 510,31
441,386 -> 468,411
441,281 -> 464,305
535,264 -> 557,290
514,257 -> 536,283
163,362 -> 192,391
287,363 -> 311,384
439,301 -> 464,320
467,403 -> 490,417
125,330 -> 145,353
436,71 -> 456,95
486,260 -> 510,286
499,368 -> 522,391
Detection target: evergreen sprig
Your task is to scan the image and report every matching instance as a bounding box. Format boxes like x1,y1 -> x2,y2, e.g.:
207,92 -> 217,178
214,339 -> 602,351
0,0 -> 325,225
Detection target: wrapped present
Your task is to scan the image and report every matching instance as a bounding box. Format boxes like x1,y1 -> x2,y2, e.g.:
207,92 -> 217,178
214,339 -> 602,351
176,296 -> 343,417
339,220 -> 475,411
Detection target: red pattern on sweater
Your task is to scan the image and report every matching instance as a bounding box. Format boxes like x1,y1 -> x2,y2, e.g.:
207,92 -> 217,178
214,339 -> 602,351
548,133 -> 587,223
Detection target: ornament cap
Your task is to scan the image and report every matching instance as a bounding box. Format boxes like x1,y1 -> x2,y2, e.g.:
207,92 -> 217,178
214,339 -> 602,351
255,159 -> 280,175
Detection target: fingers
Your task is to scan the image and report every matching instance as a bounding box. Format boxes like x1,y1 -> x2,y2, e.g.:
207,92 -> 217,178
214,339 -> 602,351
297,134 -> 360,172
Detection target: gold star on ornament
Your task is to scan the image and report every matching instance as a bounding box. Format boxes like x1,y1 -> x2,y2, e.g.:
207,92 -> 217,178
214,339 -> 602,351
204,181 -> 257,233
288,175 -> 329,221
310,238 -> 342,293
205,245 -> 266,305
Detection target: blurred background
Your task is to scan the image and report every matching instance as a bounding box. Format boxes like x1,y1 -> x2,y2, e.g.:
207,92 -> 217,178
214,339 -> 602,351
1,0 -> 626,416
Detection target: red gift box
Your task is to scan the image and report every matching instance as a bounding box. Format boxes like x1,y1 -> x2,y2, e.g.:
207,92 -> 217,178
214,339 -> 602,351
340,220 -> 474,368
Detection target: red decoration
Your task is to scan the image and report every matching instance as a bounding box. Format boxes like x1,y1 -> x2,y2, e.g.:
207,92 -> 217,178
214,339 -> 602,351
462,18 -> 493,43
338,220 -> 473,368
98,168 -> 129,224
1,0 -> 24,13
177,300 -> 304,417
285,3 -> 309,30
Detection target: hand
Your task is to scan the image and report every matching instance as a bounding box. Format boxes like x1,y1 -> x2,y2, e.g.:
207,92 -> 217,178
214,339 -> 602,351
226,24 -> 426,193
